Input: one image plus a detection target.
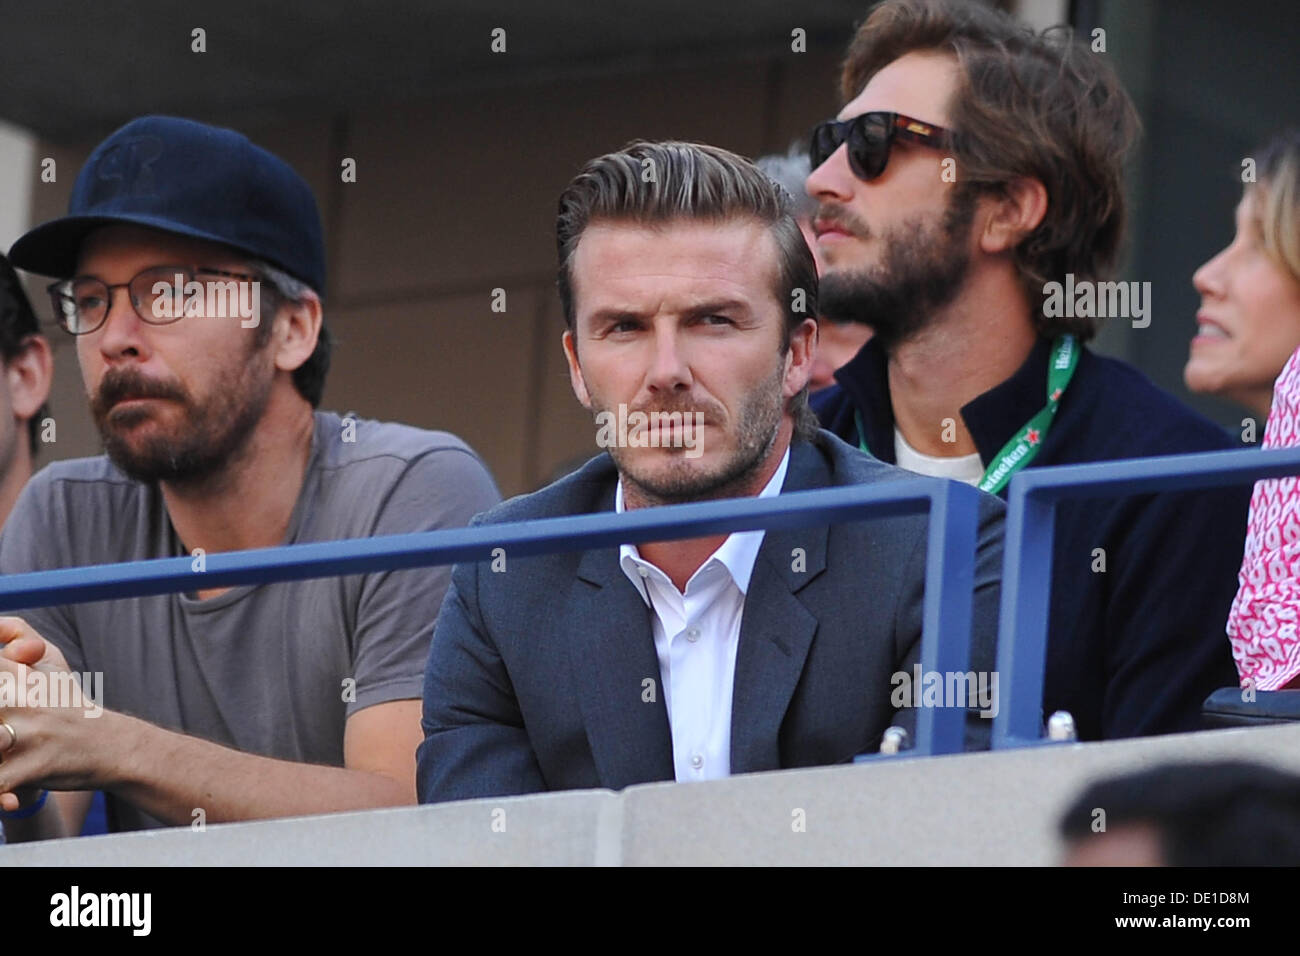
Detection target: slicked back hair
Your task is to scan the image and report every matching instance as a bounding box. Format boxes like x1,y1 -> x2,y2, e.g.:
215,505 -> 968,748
840,0 -> 1140,340
556,140 -> 820,440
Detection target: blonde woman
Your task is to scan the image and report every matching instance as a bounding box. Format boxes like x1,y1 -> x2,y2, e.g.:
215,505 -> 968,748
1217,131 -> 1300,689
1186,131 -> 1300,425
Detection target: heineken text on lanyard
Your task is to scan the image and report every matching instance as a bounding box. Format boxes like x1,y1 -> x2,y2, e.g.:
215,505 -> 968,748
857,335 -> 1079,495
978,335 -> 1078,493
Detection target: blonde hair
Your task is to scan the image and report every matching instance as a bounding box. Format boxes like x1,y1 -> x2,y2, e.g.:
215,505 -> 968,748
1255,130 -> 1300,285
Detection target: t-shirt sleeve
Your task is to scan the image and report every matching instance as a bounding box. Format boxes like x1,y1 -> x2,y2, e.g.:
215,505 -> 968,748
0,473 -> 88,674
347,446 -> 502,715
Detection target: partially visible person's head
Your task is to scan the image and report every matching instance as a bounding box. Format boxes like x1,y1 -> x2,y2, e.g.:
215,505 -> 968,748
807,319 -> 874,392
556,140 -> 819,505
1060,761 -> 1300,866
807,0 -> 1138,351
0,253 -> 53,471
755,146 -> 820,232
7,115 -> 330,487
1185,129 -> 1300,419
757,147 -> 873,391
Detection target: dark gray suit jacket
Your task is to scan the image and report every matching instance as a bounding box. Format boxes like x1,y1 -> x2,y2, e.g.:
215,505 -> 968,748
417,432 -> 1004,803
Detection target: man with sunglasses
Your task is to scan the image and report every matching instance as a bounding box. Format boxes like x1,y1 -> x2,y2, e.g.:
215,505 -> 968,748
0,115 -> 499,840
807,0 -> 1248,741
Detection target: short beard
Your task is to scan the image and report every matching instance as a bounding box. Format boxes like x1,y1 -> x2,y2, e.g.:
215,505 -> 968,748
92,346 -> 274,487
604,362 -> 786,507
819,185 -> 979,353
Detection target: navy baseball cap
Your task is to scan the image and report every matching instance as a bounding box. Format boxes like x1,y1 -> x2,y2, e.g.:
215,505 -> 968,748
8,115 -> 325,294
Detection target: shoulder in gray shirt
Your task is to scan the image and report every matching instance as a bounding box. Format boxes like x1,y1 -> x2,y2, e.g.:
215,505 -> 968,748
0,410 -> 501,832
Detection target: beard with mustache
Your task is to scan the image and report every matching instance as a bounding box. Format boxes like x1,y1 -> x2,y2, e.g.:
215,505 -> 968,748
817,184 -> 980,353
594,358 -> 787,507
91,341 -> 275,487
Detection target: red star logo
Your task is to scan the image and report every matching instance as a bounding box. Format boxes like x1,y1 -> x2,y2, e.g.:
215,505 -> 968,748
1025,428 -> 1040,445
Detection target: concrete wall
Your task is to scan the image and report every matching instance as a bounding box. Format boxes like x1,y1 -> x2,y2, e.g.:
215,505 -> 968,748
19,54 -> 844,498
0,121 -> 35,253
7,723 -> 1299,865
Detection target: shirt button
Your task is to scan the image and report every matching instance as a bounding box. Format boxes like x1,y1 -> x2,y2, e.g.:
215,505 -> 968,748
637,567 -> 649,578
686,627 -> 700,642
690,753 -> 703,770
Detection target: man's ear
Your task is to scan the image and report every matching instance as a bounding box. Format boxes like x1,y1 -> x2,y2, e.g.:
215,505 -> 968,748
979,177 -> 1048,255
783,317 -> 818,400
271,292 -> 323,374
5,334 -> 53,422
562,329 -> 592,409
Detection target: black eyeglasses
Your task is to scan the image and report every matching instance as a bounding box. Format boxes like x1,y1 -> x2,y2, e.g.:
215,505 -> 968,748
810,111 -> 952,182
48,265 -> 264,335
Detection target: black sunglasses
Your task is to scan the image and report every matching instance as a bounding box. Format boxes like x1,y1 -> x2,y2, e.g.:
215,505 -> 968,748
810,111 -> 952,181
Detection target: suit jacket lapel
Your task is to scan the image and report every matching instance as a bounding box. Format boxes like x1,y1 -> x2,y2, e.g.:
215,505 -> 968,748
729,440 -> 830,774
566,542 -> 676,789
562,439 -> 833,783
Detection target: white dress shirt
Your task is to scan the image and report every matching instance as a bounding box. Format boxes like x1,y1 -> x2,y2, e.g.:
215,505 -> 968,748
616,447 -> 791,782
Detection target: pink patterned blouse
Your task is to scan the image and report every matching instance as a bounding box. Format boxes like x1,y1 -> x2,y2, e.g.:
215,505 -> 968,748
1227,346 -> 1300,690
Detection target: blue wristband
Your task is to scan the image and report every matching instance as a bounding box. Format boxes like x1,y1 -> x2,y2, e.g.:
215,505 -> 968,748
0,790 -> 49,820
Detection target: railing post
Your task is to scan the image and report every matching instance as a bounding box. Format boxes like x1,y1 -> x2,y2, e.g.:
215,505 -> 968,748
914,480 -> 979,756
993,479 -> 1057,748
991,446 -> 1300,750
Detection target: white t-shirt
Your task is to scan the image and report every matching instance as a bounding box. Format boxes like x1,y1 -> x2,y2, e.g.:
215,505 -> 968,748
893,427 -> 985,485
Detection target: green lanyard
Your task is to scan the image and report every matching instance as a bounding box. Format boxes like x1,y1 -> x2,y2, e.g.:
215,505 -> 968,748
856,335 -> 1079,496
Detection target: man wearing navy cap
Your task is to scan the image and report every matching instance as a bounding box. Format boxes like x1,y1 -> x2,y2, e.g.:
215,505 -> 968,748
0,116 -> 499,839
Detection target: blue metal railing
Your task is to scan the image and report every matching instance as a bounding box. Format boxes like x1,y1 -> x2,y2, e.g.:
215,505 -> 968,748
993,445 -> 1300,749
0,476 -> 983,756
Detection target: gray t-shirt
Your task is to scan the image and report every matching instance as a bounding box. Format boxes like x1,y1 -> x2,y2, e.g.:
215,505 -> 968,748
0,410 -> 500,832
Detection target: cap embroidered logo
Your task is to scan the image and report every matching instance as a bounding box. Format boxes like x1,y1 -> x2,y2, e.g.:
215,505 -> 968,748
94,135 -> 164,200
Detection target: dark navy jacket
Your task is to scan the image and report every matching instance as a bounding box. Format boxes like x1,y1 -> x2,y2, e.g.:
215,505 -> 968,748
813,335 -> 1248,741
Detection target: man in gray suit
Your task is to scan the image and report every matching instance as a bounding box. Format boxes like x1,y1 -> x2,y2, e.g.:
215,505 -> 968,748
417,141 -> 1004,803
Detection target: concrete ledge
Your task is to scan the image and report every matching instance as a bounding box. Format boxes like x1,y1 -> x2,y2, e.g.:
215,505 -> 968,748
621,724 -> 1300,865
1,788 -> 618,866
5,724 -> 1299,865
